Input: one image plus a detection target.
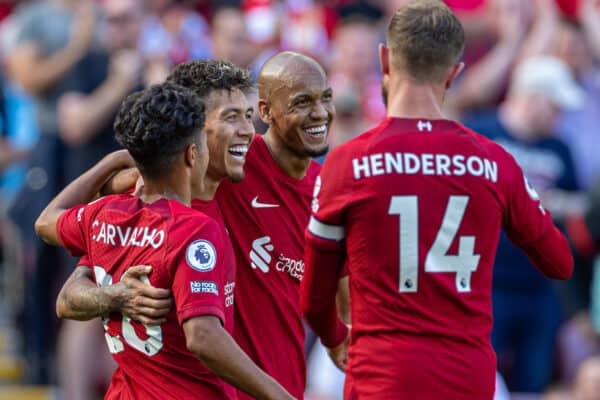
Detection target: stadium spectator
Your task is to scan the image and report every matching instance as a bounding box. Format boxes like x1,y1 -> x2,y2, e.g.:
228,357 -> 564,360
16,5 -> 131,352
328,15 -> 384,139
463,55 -> 582,393
4,0 -> 103,383
51,0 -> 154,397
210,6 -> 255,69
139,0 -> 211,67
301,2 -> 573,399
35,82 -> 295,400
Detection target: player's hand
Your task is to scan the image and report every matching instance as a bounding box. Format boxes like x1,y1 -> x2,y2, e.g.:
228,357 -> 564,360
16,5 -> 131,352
101,167 -> 140,196
113,265 -> 173,325
326,332 -> 350,372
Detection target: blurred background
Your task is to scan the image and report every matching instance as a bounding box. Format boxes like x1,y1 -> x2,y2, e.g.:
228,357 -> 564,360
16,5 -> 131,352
0,0 -> 600,399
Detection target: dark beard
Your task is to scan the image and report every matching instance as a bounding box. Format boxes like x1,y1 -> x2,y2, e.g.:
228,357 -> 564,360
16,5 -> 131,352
305,144 -> 329,158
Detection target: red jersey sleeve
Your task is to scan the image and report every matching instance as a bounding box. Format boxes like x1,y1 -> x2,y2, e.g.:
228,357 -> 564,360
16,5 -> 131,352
501,152 -> 573,279
56,198 -> 109,257
302,147 -> 351,348
170,218 -> 228,326
306,147 -> 354,249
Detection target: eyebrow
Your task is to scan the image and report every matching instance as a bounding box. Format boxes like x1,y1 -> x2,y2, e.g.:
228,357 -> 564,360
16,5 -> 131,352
220,107 -> 254,116
292,87 -> 333,99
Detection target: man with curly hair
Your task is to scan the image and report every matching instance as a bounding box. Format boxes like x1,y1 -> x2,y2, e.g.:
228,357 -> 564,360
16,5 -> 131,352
34,82 -> 294,400
54,55 -> 335,399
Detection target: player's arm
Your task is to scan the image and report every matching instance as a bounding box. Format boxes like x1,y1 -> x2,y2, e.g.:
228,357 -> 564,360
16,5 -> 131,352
35,149 -> 135,246
57,265 -> 172,324
99,167 -> 141,196
503,154 -> 573,279
302,226 -> 349,352
183,317 -> 296,400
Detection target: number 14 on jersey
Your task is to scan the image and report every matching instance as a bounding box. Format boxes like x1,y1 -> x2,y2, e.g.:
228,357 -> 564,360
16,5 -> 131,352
388,195 -> 481,293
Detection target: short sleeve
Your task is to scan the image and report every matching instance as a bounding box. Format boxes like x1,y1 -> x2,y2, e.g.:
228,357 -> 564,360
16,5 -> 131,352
56,199 -> 106,257
306,147 -> 354,248
78,255 -> 91,267
170,218 -> 227,326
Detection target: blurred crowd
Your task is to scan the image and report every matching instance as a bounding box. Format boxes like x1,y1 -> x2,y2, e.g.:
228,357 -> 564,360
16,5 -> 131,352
0,0 -> 600,399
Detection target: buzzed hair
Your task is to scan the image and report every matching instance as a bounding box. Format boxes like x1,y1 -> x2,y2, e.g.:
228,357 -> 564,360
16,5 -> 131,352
257,51 -> 326,100
387,0 -> 464,83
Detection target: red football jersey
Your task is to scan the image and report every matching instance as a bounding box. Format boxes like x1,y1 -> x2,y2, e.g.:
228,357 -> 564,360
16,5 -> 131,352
57,194 -> 237,400
305,118 -> 573,399
216,135 -> 319,400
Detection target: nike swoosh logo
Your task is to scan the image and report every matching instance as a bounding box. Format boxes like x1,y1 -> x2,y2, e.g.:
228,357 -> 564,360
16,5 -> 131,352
251,196 -> 280,208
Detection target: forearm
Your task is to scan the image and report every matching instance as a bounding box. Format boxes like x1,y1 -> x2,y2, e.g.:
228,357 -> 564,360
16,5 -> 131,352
35,150 -> 133,245
453,39 -> 521,112
57,266 -> 118,320
184,318 -> 294,400
580,11 -> 600,62
60,77 -> 136,145
10,43 -> 87,96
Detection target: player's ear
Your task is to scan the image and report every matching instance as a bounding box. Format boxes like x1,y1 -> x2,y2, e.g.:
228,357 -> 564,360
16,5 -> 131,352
258,99 -> 272,124
184,143 -> 196,168
379,43 -> 390,76
445,62 -> 465,90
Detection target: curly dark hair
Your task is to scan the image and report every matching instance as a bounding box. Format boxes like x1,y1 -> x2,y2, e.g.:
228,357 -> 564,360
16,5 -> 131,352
167,60 -> 254,100
114,82 -> 206,179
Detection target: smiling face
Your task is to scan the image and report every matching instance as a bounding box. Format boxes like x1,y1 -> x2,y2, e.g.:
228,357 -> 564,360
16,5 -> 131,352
204,88 -> 255,183
265,64 -> 334,158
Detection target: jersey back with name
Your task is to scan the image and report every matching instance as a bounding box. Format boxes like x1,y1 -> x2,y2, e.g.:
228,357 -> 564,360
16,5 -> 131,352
309,117 -> 556,399
57,194 -> 236,400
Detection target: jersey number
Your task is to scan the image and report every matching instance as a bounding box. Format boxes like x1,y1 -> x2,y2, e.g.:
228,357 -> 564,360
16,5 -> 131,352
388,195 -> 480,293
94,266 -> 164,356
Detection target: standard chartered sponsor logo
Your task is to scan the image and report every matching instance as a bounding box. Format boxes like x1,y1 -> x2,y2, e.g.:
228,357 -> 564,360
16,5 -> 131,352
250,236 -> 274,272
249,236 -> 304,280
275,254 -> 304,280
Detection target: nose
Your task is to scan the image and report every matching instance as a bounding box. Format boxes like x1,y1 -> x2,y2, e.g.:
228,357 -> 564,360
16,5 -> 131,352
238,115 -> 255,139
311,101 -> 329,122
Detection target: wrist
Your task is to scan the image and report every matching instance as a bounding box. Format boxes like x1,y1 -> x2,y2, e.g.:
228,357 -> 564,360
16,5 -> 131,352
321,318 -> 349,349
103,284 -> 125,314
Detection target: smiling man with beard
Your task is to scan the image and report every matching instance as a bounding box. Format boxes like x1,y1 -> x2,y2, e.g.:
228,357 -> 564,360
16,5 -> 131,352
55,52 -> 335,399
213,51 -> 335,400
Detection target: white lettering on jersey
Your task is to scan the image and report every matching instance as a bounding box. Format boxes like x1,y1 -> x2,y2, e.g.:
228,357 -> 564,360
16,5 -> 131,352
224,281 -> 235,307
417,120 -> 432,132
352,152 -> 498,183
91,221 -> 165,249
249,236 -> 304,281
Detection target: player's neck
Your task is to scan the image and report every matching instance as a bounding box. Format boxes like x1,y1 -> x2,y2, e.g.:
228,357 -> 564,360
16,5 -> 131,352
139,179 -> 191,207
263,131 -> 311,180
195,173 -> 221,201
386,78 -> 447,120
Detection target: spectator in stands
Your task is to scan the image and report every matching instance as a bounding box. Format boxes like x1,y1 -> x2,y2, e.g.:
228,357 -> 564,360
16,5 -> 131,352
139,0 -> 211,68
4,0 -> 101,383
210,6 -> 255,69
328,15 -> 384,133
53,0 -> 153,398
463,55 -> 583,393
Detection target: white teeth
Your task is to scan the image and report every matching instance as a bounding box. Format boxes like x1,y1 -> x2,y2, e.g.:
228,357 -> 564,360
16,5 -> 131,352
305,125 -> 327,135
228,145 -> 248,160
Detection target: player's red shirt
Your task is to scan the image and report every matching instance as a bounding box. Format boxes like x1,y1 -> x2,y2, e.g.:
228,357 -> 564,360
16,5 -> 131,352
305,118 -> 573,400
216,135 -> 319,400
57,194 -> 236,400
